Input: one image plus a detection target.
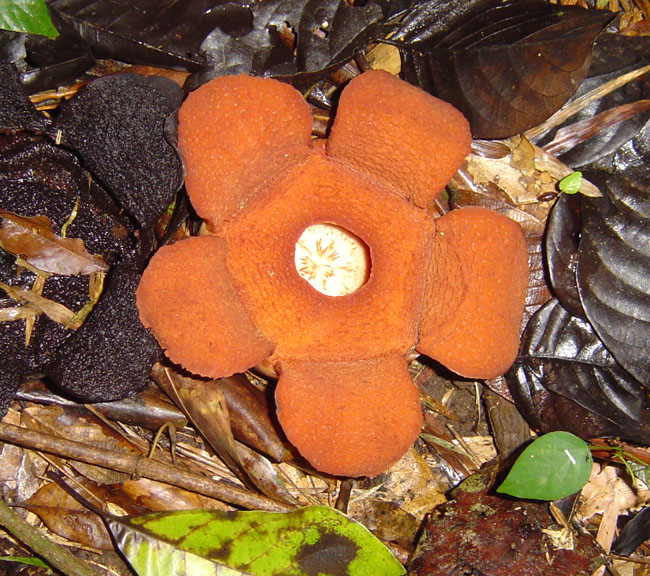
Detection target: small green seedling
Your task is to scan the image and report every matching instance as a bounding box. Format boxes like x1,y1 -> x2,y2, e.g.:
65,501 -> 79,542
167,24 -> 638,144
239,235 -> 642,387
558,171 -> 583,195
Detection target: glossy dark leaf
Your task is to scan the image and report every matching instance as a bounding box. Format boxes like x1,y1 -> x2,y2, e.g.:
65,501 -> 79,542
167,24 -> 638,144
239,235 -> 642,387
189,0 -> 384,88
397,0 -> 613,138
392,0 -> 492,46
0,30 -> 93,93
190,0 -> 303,83
544,193 -> 585,319
536,60 -> 650,167
576,174 -> 650,385
19,33 -> 95,93
589,32 -> 650,77
295,0 -> 384,76
592,115 -> 650,187
55,73 -> 184,229
49,0 -> 249,71
506,298 -> 650,444
612,506 -> 650,556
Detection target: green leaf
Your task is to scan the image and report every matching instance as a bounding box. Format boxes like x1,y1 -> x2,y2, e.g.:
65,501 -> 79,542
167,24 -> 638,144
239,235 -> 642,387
110,506 -> 406,576
0,0 -> 59,38
1,556 -> 52,572
558,171 -> 583,195
497,431 -> 593,500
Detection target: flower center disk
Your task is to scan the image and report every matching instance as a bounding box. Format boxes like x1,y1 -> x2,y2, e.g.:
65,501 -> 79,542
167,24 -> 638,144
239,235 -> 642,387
294,224 -> 370,296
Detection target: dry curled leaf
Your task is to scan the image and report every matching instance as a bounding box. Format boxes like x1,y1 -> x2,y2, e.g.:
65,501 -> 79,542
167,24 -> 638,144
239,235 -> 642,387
0,211 -> 108,276
24,482 -> 114,550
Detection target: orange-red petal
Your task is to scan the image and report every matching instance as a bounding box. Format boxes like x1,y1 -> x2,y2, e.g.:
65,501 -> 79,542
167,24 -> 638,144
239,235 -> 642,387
136,236 -> 274,378
417,207 -> 529,379
327,70 -> 472,208
177,75 -> 313,229
275,353 -> 422,477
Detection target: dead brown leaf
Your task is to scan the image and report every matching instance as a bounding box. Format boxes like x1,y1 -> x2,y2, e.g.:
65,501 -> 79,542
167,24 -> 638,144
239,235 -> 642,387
24,482 -> 113,550
0,211 -> 108,276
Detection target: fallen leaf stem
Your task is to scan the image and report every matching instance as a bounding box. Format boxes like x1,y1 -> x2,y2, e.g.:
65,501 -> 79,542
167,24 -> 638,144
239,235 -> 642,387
0,422 -> 292,513
0,497 -> 96,576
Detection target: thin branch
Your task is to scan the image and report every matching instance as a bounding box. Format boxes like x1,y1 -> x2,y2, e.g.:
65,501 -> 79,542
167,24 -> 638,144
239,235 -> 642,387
0,422 -> 292,513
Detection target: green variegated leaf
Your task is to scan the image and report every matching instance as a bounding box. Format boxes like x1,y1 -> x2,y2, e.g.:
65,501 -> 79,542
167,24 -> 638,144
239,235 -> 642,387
110,506 -> 405,576
110,518 -> 248,576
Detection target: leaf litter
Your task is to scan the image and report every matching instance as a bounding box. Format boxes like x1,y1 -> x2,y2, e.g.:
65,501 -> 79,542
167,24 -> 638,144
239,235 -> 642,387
0,211 -> 109,276
1,1 -> 650,575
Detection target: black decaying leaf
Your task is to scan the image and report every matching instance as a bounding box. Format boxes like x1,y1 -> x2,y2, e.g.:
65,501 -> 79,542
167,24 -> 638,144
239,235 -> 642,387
294,0 -> 384,77
0,61 -> 51,132
48,255 -> 161,403
576,174 -> 650,385
397,0 -> 613,138
593,116 -> 650,190
48,0 -> 250,71
589,33 -> 650,77
506,298 -> 650,444
0,131 -> 129,379
55,73 -> 184,229
0,63 -> 166,413
393,0 -> 492,47
191,0 -> 301,83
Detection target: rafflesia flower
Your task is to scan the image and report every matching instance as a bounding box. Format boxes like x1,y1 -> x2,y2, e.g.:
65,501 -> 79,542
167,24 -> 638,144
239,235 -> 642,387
136,70 -> 529,477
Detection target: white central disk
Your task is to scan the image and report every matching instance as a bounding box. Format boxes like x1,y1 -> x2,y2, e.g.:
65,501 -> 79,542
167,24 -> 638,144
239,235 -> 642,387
294,224 -> 370,297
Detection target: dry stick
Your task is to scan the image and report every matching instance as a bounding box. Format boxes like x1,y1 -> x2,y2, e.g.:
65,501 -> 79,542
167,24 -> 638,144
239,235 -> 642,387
0,422 -> 292,513
0,498 -> 97,576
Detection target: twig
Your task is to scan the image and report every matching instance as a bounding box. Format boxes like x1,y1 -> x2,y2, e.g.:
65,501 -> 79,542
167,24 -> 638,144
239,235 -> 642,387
0,498 -> 97,576
0,422 -> 292,513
